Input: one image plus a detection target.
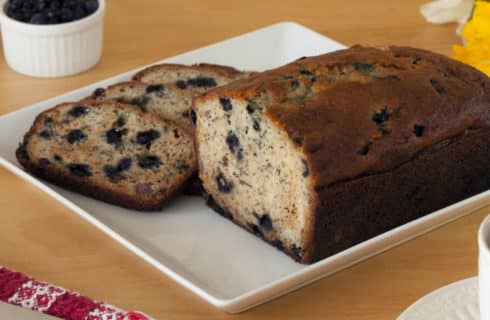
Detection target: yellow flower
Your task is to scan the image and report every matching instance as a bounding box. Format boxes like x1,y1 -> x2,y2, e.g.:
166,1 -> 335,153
463,1 -> 490,40
453,1 -> 490,76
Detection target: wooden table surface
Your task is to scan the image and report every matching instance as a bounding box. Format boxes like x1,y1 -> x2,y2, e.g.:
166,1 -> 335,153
0,0 -> 488,319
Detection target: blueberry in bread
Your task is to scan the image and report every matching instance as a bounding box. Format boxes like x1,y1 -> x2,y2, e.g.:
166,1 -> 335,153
16,100 -> 197,210
193,45 -> 490,263
132,63 -> 252,93
91,81 -> 195,131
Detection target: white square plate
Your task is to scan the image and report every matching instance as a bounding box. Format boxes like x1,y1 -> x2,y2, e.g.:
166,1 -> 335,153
1,22 -> 489,313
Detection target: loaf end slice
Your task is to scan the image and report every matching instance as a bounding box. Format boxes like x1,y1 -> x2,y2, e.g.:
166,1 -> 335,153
16,100 -> 197,210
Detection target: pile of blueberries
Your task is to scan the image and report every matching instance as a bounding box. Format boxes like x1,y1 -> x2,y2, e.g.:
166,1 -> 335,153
5,0 -> 99,24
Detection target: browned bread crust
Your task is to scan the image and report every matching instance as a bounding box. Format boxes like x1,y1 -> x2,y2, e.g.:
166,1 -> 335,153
132,63 -> 251,92
197,45 -> 489,187
133,63 -> 246,81
16,100 -> 197,211
194,45 -> 490,263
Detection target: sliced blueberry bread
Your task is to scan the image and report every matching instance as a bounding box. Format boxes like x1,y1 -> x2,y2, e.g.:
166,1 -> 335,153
132,63 -> 251,93
91,81 -> 194,131
193,45 -> 490,263
16,100 -> 197,210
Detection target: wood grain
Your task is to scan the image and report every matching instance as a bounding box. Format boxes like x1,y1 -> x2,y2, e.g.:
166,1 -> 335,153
0,0 -> 487,319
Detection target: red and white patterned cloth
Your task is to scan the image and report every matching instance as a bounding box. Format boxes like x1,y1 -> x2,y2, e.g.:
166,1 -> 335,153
0,267 -> 153,320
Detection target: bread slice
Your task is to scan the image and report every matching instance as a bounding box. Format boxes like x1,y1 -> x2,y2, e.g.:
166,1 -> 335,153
91,81 -> 194,131
132,63 -> 251,93
16,100 -> 197,210
193,45 -> 490,263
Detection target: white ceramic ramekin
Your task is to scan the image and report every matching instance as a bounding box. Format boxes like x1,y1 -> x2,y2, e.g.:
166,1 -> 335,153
0,0 -> 105,77
479,215 -> 490,319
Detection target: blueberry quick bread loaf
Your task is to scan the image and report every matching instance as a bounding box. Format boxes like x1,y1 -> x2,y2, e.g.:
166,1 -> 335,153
91,81 -> 194,130
132,63 -> 251,93
16,101 -> 196,210
193,45 -> 490,264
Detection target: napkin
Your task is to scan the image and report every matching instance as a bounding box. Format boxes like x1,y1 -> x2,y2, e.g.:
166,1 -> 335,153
0,267 -> 153,320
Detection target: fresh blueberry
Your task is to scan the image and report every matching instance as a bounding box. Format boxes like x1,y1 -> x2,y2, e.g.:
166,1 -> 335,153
73,7 -> 85,19
29,12 -> 47,24
46,9 -> 61,24
84,0 -> 98,14
60,7 -> 73,22
50,0 -> 62,10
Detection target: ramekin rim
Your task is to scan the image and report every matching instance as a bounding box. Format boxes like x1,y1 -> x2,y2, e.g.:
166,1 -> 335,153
0,0 -> 105,35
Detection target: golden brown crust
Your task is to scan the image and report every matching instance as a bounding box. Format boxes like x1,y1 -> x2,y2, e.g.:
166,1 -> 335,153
196,45 -> 490,189
16,100 -> 197,211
